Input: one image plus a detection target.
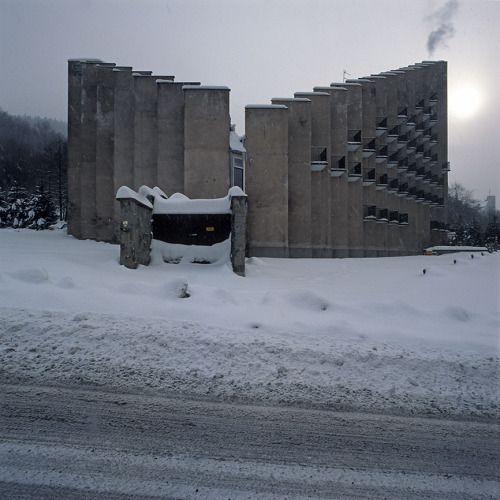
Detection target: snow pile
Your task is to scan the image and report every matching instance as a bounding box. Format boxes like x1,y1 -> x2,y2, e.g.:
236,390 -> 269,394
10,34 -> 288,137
0,229 -> 498,419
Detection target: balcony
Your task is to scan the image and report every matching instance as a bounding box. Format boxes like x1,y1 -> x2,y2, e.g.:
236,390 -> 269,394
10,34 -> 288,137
397,158 -> 408,173
389,211 -> 399,225
415,167 -> 425,180
363,169 -> 376,187
399,213 -> 409,226
416,190 -> 426,202
348,162 -> 362,182
423,171 -> 432,184
331,155 -> 347,177
398,183 -> 409,197
387,152 -> 399,167
442,162 -> 451,173
423,193 -> 433,205
348,129 -> 362,143
407,163 -> 417,177
377,208 -> 389,223
311,146 -> 327,162
363,204 -> 377,221
388,178 -> 399,194
376,174 -> 388,190
408,187 -> 417,199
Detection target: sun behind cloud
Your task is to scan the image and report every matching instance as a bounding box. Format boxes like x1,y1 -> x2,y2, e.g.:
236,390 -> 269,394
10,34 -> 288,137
449,83 -> 483,120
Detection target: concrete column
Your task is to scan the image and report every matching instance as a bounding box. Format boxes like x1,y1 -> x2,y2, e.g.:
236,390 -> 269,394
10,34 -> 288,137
245,105 -> 289,257
183,86 -> 231,199
133,75 -> 158,190
230,193 -> 248,276
67,59 -> 84,239
79,61 -> 100,240
331,82 -> 364,257
157,81 -> 199,195
271,97 -> 312,258
95,64 -> 116,242
348,79 -> 378,257
113,67 -> 135,236
329,87 -> 349,258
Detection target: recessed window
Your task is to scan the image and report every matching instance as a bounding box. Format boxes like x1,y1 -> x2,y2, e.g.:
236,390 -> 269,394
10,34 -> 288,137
232,157 -> 244,190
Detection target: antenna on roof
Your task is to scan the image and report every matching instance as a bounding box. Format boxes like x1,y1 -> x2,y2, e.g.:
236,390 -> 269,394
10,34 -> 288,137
343,69 -> 351,82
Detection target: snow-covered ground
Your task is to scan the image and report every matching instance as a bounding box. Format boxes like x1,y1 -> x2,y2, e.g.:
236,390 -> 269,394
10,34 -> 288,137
0,229 -> 498,419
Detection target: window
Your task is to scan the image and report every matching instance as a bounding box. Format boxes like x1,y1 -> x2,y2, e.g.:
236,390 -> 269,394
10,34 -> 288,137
232,157 -> 244,190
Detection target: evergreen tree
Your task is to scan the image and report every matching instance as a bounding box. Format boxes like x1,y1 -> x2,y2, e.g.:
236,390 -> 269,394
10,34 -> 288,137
26,185 -> 57,229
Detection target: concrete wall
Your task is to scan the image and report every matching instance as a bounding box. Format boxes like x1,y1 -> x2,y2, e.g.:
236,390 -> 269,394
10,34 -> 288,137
271,98 -> 312,258
183,86 -> 231,199
68,59 -> 448,258
245,105 -> 289,257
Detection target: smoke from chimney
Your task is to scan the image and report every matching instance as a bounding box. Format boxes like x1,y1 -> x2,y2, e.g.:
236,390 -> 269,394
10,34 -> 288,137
426,0 -> 460,56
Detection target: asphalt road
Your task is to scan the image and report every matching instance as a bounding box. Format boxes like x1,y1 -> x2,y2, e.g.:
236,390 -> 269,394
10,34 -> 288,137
0,383 -> 498,499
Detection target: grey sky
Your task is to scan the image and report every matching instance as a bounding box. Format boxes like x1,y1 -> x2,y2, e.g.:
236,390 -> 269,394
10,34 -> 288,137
1,0 -> 498,200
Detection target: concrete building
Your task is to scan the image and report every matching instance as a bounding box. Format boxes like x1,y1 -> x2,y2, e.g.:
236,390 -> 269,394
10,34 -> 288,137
67,59 -> 449,256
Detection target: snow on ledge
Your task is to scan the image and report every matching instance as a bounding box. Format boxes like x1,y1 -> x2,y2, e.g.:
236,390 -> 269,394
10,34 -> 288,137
116,186 -> 153,209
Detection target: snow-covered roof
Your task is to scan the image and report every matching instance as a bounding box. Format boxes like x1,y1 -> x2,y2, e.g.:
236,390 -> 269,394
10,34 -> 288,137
230,130 -> 246,153
313,86 -> 347,91
183,85 -> 230,91
116,186 -> 153,209
271,97 -> 311,102
153,189 -> 244,215
294,92 -> 330,97
245,104 -> 288,109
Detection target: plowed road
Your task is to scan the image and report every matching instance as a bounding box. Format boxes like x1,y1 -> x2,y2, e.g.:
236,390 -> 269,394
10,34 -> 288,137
0,384 -> 498,499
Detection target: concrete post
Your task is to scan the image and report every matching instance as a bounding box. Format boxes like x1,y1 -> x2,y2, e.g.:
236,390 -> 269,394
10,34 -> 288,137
117,195 -> 152,269
230,193 -> 248,276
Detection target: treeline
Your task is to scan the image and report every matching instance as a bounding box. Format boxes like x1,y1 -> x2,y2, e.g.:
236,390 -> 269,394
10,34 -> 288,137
448,182 -> 500,250
0,108 -> 67,226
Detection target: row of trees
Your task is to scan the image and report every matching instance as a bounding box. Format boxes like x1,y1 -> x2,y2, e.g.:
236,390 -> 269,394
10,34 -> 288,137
448,182 -> 500,250
0,108 -> 67,226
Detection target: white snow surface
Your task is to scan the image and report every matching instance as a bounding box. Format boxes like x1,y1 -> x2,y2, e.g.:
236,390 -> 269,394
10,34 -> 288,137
0,229 -> 498,419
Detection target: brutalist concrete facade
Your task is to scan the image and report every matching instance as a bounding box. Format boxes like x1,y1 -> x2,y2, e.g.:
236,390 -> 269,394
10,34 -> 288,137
245,61 -> 449,257
68,59 -> 448,257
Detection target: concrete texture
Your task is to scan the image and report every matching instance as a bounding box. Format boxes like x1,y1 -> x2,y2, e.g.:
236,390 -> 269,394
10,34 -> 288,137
68,59 -> 449,258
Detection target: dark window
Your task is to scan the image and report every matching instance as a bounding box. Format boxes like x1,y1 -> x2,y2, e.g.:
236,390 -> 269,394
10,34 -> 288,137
233,157 -> 244,190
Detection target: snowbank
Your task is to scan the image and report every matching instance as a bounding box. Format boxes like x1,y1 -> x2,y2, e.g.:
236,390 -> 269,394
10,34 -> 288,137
0,229 -> 498,419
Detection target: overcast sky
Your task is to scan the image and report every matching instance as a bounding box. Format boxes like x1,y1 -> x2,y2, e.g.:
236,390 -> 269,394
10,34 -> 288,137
1,0 -> 498,200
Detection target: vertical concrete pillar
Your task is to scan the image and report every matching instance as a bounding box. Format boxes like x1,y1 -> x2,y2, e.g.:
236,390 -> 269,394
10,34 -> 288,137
79,61 -> 101,240
271,97 -> 312,258
245,105 -> 289,257
113,67 -> 135,237
332,82 -> 364,257
95,64 -> 116,242
157,81 -> 198,195
133,74 -> 158,190
297,91 -> 331,257
67,59 -> 84,239
230,192 -> 248,276
183,86 -> 231,199
329,87 -> 349,258
349,78 -> 377,257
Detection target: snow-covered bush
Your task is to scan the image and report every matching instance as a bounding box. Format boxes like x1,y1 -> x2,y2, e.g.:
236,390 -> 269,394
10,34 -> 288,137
0,185 -> 57,230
